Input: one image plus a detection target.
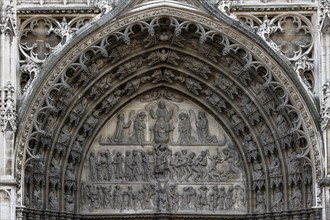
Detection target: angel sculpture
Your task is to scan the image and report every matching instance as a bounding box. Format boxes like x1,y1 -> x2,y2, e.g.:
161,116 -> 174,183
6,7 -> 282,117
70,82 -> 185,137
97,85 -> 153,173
177,110 -> 196,145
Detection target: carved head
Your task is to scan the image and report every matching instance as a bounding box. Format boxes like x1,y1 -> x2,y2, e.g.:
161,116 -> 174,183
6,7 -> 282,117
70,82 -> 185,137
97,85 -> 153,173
158,100 -> 166,109
179,112 -> 188,120
138,111 -> 146,119
198,111 -> 206,119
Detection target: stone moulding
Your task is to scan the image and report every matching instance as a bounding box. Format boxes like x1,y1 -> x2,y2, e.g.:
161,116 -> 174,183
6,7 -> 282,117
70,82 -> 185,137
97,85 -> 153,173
15,1 -> 322,217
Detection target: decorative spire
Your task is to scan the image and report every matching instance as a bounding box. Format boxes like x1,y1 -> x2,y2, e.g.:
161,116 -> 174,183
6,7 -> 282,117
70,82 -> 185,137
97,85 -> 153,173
0,0 -> 16,36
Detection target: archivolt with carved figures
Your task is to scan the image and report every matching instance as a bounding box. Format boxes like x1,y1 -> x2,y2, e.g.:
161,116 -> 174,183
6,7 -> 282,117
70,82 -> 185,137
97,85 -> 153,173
16,4 -> 322,219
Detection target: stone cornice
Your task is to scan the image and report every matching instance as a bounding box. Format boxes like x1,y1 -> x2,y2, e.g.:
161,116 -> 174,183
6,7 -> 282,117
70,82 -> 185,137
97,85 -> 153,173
17,7 -> 99,15
234,4 -> 317,12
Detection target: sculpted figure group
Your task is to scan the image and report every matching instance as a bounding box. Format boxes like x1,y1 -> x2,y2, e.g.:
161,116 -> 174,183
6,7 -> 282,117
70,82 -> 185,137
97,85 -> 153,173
103,101 -> 220,145
88,145 -> 241,183
81,182 -> 246,213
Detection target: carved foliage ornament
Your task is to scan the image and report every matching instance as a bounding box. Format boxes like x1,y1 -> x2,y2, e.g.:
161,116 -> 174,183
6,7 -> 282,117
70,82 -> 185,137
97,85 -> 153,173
210,0 -> 238,21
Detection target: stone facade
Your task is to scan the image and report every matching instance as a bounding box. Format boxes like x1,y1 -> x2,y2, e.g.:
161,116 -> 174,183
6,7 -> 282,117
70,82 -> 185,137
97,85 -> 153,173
0,0 -> 329,219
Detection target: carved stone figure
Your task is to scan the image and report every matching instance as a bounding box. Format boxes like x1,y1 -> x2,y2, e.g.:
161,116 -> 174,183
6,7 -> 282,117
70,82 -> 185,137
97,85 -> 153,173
185,152 -> 196,182
49,155 -> 61,188
65,190 -> 74,212
154,144 -> 171,179
192,151 -> 208,182
108,113 -> 131,143
70,136 -> 83,162
209,186 -> 219,212
101,91 -> 121,113
243,134 -> 258,161
150,100 -> 174,143
272,187 -> 284,212
113,152 -> 124,180
218,186 -> 226,210
55,125 -> 71,155
139,151 -> 149,181
83,110 -> 100,136
65,161 -> 76,189
147,49 -> 180,65
147,150 -> 155,178
131,150 -> 142,181
131,111 -> 147,146
269,154 -> 281,176
255,190 -> 266,213
89,152 -> 97,181
202,88 -> 226,113
253,161 -> 264,180
81,182 -> 91,206
113,185 -> 123,211
97,151 -> 110,181
233,185 -> 246,211
156,182 -> 170,212
39,115 -> 54,149
33,185 -> 42,209
69,97 -> 87,126
168,183 -> 180,212
260,124 -> 275,154
179,150 -> 189,180
225,186 -> 234,210
218,148 -> 240,181
185,78 -> 202,95
288,148 -> 301,174
182,186 -> 196,210
24,193 -> 30,208
290,185 -> 302,210
196,111 -> 217,144
49,188 -> 59,210
124,150 -> 133,181
197,186 -> 209,210
177,112 -> 196,145
33,156 -> 45,185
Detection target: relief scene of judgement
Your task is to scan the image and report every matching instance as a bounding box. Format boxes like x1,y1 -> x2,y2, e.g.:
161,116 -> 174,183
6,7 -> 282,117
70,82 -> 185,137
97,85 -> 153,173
81,98 -> 247,214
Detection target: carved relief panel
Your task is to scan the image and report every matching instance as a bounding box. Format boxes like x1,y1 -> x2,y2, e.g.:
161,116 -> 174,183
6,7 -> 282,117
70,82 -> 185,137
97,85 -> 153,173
80,98 -> 246,214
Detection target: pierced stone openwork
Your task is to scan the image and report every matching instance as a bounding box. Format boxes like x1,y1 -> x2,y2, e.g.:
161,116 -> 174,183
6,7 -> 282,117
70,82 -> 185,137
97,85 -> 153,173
238,13 -> 315,91
18,16 -> 92,93
16,5 -> 322,219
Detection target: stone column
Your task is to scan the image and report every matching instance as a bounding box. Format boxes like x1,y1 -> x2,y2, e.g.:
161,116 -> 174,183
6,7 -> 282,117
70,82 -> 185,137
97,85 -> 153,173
0,0 -> 17,220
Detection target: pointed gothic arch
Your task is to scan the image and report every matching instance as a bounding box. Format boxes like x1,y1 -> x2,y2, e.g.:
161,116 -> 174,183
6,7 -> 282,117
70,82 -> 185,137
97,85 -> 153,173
15,1 -> 322,219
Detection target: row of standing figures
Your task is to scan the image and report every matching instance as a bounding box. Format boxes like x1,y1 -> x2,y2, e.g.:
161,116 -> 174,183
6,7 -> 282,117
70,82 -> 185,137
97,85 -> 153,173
104,101 -> 220,146
81,183 -> 246,213
89,145 -> 241,183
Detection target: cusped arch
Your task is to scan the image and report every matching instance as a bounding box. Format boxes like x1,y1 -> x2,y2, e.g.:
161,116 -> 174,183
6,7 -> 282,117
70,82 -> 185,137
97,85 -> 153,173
16,1 -> 322,219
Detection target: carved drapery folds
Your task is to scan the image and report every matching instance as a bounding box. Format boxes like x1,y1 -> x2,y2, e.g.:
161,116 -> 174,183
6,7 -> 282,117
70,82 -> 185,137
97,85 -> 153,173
17,7 -> 321,219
